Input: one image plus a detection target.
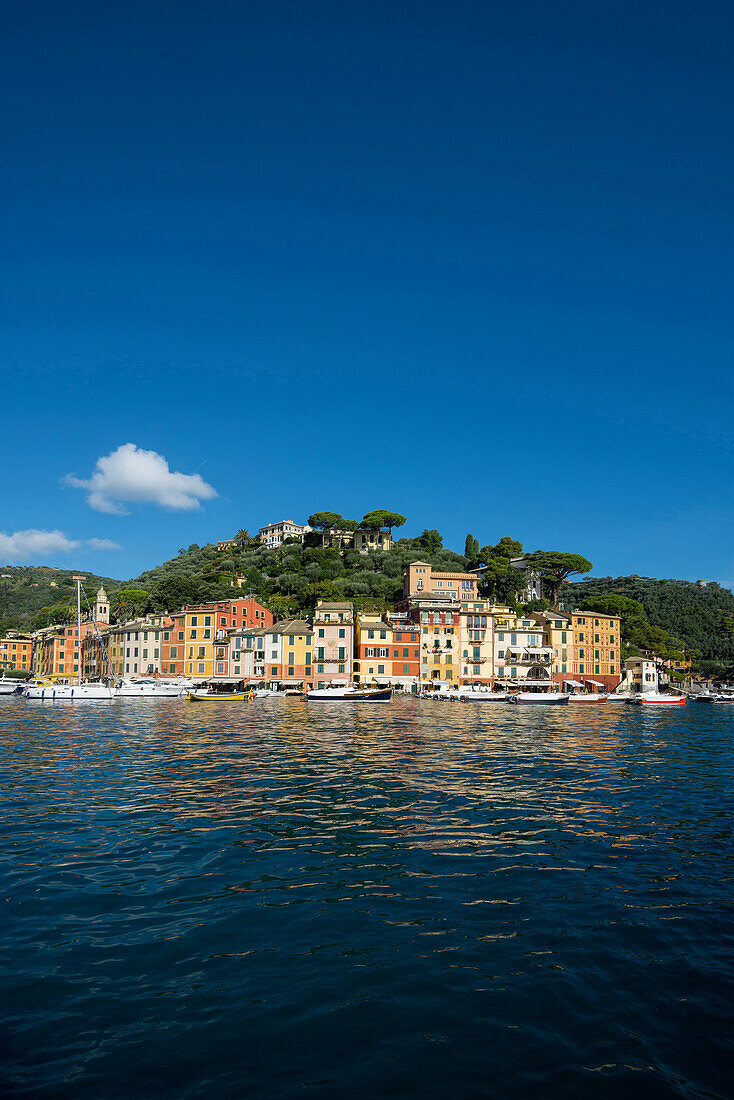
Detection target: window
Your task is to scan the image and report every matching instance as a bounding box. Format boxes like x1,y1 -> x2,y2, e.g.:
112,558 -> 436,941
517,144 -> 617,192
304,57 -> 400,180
338,647 -> 345,660
377,665 -> 384,674
204,616 -> 211,627
595,634 -> 600,643
318,664 -> 324,673
403,664 -> 410,673
338,628 -> 345,638
338,664 -> 345,673
497,633 -> 504,642
198,663 -> 205,673
191,617 -> 198,627
379,630 -> 386,639
403,648 -> 409,658
368,629 -> 375,639
221,617 -> 227,626
378,648 -> 388,658
366,647 -> 375,658
579,664 -> 585,673
191,629 -> 197,640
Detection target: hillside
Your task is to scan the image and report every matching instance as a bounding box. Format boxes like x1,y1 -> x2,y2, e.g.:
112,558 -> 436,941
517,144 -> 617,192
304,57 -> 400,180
3,539 -> 733,676
0,566 -> 121,631
568,575 -> 734,666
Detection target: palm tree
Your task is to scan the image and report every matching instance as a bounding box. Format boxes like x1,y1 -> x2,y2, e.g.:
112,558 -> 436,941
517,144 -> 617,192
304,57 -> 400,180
235,528 -> 252,549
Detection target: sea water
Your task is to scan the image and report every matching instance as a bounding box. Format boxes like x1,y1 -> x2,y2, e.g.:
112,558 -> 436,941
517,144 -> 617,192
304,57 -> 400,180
1,697 -> 732,1098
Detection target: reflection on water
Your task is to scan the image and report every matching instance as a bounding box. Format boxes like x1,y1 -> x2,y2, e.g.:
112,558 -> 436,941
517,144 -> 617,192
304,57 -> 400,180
1,697 -> 733,1098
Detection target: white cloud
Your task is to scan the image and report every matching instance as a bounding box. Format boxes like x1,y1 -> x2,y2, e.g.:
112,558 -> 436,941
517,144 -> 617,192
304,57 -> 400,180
0,530 -> 122,563
0,529 -> 79,561
65,443 -> 218,515
85,538 -> 122,551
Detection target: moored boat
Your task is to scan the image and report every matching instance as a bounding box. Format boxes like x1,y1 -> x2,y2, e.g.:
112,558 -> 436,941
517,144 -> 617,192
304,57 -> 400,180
629,693 -> 687,706
0,678 -> 23,696
307,684 -> 392,701
25,681 -> 114,700
187,690 -> 247,702
508,691 -> 569,705
115,678 -> 186,698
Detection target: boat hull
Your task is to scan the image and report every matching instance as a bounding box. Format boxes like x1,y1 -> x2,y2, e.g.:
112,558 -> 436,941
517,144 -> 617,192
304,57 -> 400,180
460,693 -> 510,702
630,694 -> 687,706
187,691 -> 246,702
509,692 -> 570,705
307,688 -> 392,701
0,681 -> 23,695
25,683 -> 114,700
567,694 -> 608,703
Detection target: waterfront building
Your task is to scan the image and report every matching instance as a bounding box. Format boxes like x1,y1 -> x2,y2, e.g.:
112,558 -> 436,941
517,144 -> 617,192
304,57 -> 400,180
531,612 -> 574,685
493,612 -> 555,687
313,601 -> 354,687
258,520 -> 311,549
33,620 -> 95,679
402,561 -> 478,602
232,620 -> 314,688
161,613 -> 186,677
184,597 -> 273,679
569,611 -> 621,690
0,633 -> 34,674
623,655 -> 659,692
457,600 -> 498,687
118,615 -> 174,677
353,612 -> 420,689
403,599 -> 461,687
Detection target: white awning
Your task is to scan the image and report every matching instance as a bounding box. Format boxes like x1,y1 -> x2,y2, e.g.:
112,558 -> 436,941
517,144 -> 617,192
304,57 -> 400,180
585,679 -> 605,687
563,679 -> 584,688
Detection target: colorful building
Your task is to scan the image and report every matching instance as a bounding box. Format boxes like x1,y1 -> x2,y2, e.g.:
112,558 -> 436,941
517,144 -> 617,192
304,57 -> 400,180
258,520 -> 311,548
313,601 -> 354,687
232,620 -> 314,688
184,597 -> 273,680
402,561 -> 478,602
457,600 -> 496,686
0,633 -> 34,673
570,612 -> 622,690
353,612 -> 420,688
493,613 -> 555,687
161,613 -> 186,677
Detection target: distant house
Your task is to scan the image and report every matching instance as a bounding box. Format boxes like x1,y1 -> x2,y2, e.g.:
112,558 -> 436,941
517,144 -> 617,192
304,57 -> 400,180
258,521 -> 311,549
320,527 -> 392,553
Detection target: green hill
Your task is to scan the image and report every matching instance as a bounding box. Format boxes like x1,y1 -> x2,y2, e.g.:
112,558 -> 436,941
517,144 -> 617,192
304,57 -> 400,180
568,575 -> 734,667
0,566 -> 121,631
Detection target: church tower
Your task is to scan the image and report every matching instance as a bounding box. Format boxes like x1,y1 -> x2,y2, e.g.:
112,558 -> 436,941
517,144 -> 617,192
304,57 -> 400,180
94,585 -> 110,624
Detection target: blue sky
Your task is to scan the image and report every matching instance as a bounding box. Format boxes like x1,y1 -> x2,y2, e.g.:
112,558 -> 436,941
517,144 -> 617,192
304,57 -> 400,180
3,0 -> 733,584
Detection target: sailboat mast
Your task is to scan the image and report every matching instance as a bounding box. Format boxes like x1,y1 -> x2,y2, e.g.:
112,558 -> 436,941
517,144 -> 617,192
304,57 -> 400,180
73,575 -> 86,686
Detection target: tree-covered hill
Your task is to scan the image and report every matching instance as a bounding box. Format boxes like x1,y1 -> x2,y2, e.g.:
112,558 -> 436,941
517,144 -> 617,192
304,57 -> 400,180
567,575 -> 734,666
0,566 -> 121,631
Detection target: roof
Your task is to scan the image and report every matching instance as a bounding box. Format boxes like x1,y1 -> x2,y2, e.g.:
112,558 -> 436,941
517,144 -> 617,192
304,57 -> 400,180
316,601 -> 354,610
271,619 -> 314,634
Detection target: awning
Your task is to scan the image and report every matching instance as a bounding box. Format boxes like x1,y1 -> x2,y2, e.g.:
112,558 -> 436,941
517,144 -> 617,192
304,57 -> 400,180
563,679 -> 584,688
585,679 -> 605,687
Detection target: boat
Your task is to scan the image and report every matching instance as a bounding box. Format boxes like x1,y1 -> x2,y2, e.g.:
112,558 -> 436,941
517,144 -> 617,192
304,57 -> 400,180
628,693 -> 687,706
25,578 -> 115,700
114,678 -> 186,698
25,680 -> 114,700
566,692 -> 608,703
0,678 -> 23,696
187,690 -> 247,702
713,693 -> 734,703
507,691 -> 569,705
307,684 -> 392,701
605,694 -> 634,703
459,689 -> 510,702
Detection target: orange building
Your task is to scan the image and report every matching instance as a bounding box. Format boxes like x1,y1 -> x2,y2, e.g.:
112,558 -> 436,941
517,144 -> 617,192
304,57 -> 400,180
353,612 -> 420,688
569,611 -> 622,690
0,633 -> 34,673
402,561 -> 478,602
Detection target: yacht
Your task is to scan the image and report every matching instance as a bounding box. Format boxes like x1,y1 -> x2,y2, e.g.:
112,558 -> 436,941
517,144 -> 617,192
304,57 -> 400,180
307,683 -> 392,702
627,693 -> 687,706
114,678 -> 186,698
508,691 -> 569,705
0,677 -> 23,696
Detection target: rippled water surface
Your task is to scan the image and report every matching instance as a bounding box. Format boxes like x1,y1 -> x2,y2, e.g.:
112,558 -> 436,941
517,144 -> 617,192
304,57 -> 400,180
1,697 -> 733,1098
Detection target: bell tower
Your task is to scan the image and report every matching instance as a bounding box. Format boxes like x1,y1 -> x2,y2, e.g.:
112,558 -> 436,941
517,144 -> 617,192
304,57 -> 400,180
94,585 -> 110,624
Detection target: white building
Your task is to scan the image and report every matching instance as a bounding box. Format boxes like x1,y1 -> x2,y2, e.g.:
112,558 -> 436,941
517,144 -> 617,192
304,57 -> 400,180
122,616 -> 168,676
623,655 -> 660,693
258,520 -> 311,549
494,615 -> 554,686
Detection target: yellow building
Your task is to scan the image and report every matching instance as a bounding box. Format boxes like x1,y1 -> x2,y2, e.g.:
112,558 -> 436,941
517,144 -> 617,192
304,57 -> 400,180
570,612 -> 622,689
0,633 -> 34,673
184,607 -> 216,679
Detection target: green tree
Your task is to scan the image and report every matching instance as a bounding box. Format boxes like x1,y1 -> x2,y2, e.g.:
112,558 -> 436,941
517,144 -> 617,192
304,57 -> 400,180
112,588 -> 149,621
361,510 -> 407,534
525,551 -> 593,605
419,529 -> 443,554
580,594 -> 644,618
464,534 -> 480,563
308,511 -> 349,530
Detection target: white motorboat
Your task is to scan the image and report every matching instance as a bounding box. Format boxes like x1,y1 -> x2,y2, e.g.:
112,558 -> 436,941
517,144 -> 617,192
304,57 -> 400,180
507,691 -> 569,705
114,678 -> 186,698
460,689 -> 511,702
566,692 -> 608,703
25,681 -> 114,700
307,684 -> 392,702
605,694 -> 634,703
627,692 -> 687,706
0,678 -> 23,696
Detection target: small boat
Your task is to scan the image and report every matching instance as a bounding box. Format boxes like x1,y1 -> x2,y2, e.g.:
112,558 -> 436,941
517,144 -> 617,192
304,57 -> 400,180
460,689 -> 510,702
0,678 -> 23,696
566,692 -> 608,703
187,690 -> 247,702
307,684 -> 392,702
605,694 -> 634,703
628,693 -> 687,706
508,691 -> 569,705
714,693 -> 734,703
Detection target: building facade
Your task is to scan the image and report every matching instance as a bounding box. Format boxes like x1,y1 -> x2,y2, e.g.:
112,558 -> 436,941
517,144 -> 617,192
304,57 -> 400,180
0,633 -> 34,673
258,521 -> 311,548
402,561 -> 478,603
313,601 -> 354,687
353,612 -> 420,689
569,612 -> 622,690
